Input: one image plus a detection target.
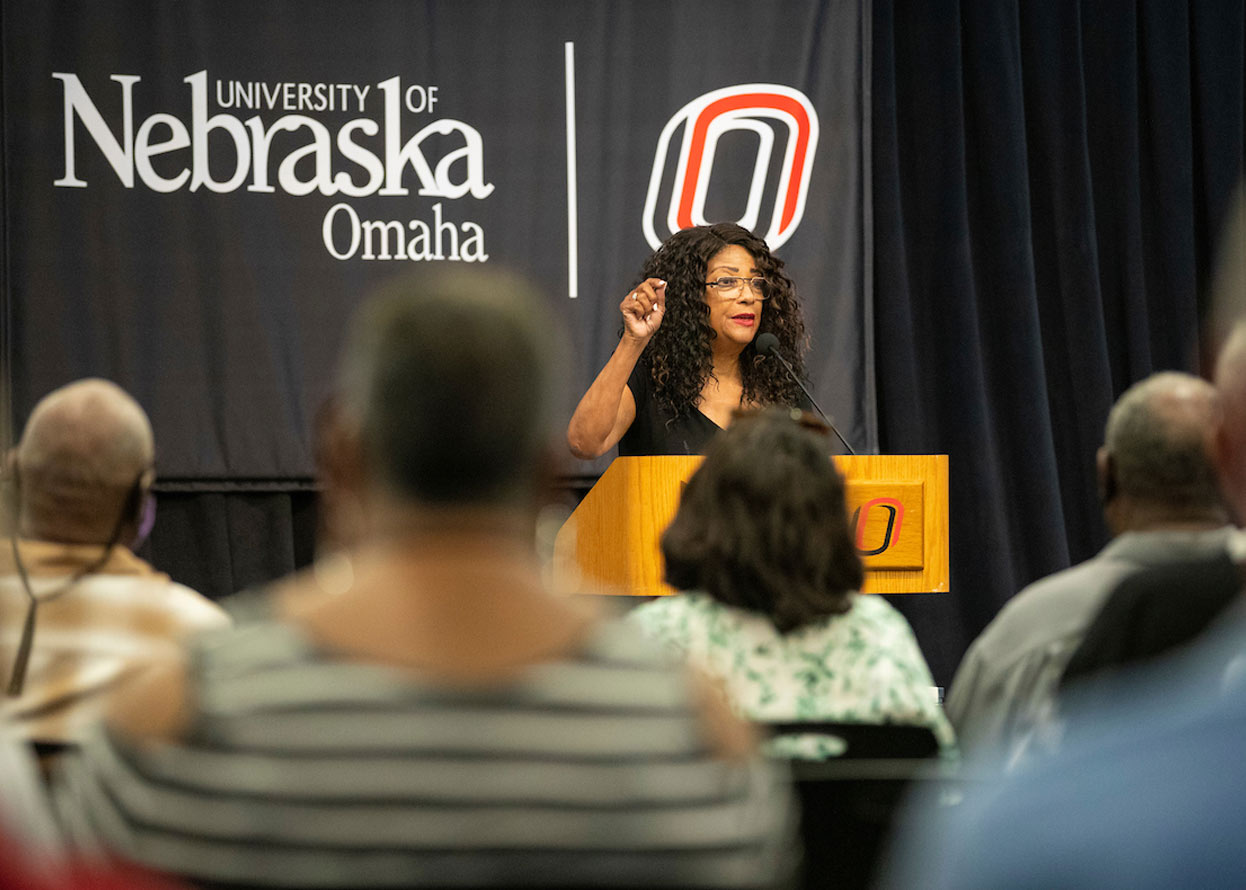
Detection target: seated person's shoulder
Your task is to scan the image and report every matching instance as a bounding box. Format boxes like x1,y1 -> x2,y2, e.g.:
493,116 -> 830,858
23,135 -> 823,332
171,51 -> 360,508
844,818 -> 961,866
601,613 -> 760,758
625,592 -> 699,638
686,668 -> 760,762
626,591 -> 741,643
842,591 -> 917,637
105,649 -> 192,745
106,575 -> 315,745
161,579 -> 232,629
1062,551 -> 1243,688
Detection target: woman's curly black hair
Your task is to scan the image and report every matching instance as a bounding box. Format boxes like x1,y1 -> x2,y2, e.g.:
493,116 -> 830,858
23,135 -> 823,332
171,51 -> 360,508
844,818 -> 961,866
635,222 -> 808,420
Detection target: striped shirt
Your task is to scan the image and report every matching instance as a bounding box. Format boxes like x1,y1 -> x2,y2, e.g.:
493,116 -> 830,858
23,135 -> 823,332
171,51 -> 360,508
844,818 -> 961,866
55,608 -> 796,888
0,539 -> 229,744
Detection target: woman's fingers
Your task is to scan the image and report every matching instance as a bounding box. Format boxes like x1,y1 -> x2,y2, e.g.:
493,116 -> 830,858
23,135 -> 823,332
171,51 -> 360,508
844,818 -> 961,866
651,280 -> 666,315
635,279 -> 666,318
620,278 -> 667,336
622,290 -> 650,318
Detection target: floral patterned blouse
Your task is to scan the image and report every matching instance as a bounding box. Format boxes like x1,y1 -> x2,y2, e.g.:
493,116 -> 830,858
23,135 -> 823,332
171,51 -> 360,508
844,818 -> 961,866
628,591 -> 956,758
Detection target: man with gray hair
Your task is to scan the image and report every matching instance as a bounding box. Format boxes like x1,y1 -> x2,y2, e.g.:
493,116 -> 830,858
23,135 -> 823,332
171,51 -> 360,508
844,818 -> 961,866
0,379 -> 227,757
1059,331 -> 1246,687
881,193 -> 1246,890
945,371 -> 1232,762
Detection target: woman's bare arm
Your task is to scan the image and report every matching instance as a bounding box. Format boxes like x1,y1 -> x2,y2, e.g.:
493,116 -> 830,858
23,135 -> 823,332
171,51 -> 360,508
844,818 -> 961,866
566,279 -> 666,459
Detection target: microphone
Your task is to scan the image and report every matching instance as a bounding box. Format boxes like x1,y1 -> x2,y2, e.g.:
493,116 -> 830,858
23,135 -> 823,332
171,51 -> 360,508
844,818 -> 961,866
754,333 -> 857,455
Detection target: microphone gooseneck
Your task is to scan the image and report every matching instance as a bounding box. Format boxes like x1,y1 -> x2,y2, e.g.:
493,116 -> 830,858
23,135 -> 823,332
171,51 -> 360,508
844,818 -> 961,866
754,334 -> 857,455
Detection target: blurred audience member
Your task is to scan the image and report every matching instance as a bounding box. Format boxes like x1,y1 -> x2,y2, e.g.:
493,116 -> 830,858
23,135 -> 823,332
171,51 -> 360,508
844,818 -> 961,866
0,728 -> 184,890
629,407 -> 952,758
54,269 -> 794,888
882,614 -> 1246,889
0,726 -> 64,882
1059,333 -> 1246,692
1061,547 -> 1243,694
0,380 -> 226,765
1204,182 -> 1246,369
882,192 -> 1246,890
945,372 -> 1230,763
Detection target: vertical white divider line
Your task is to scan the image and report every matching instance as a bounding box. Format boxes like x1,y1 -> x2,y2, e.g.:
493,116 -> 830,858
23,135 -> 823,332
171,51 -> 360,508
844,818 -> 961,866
565,41 -> 578,298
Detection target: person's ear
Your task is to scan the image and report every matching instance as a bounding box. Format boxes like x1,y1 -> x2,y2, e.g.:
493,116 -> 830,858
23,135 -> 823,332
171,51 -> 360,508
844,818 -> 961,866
320,410 -> 366,497
1096,447 -> 1117,504
128,467 -> 158,548
1,450 -> 20,534
1212,417 -> 1246,524
134,467 -> 155,512
316,402 -> 369,551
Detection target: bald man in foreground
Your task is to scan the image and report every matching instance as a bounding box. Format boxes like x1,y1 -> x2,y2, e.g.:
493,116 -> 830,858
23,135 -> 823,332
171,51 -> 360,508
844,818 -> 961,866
0,379 -> 227,755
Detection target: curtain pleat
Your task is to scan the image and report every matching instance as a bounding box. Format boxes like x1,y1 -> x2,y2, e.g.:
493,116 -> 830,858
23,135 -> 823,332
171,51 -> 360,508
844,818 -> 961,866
874,0 -> 1245,683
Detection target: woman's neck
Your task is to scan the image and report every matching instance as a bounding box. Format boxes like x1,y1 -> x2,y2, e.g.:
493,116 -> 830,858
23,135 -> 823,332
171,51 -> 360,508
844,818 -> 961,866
699,348 -> 749,427
710,344 -> 745,384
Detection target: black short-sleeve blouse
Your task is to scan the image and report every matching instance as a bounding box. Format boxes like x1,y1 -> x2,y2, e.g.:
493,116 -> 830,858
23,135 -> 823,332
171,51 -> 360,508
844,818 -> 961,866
617,359 -> 817,456
618,361 -> 721,456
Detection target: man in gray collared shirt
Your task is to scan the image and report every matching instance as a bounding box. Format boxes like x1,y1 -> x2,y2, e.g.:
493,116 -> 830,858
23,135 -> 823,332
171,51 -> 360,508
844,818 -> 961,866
945,371 -> 1232,763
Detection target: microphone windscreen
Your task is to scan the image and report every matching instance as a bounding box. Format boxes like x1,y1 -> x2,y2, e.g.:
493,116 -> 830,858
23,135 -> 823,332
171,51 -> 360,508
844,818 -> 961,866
755,332 -> 780,357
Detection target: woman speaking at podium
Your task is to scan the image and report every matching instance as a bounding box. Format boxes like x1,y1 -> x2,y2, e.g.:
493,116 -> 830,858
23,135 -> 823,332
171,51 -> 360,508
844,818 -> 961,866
567,223 -> 811,458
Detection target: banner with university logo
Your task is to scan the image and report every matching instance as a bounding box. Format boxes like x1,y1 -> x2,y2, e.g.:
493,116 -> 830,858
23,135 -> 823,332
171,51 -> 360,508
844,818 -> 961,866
1,0 -> 871,481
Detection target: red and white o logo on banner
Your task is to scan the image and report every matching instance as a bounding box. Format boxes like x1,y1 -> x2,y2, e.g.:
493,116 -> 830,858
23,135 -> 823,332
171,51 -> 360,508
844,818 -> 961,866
642,84 -> 819,251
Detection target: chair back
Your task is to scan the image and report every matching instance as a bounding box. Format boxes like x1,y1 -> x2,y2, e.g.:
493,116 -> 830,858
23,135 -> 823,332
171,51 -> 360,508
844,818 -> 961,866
763,721 -> 946,890
767,721 -> 940,759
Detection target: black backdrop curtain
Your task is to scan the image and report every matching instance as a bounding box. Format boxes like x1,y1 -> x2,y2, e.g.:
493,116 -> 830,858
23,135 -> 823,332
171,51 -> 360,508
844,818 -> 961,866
136,486 -> 319,600
872,0 -> 1246,682
139,0 -> 1245,686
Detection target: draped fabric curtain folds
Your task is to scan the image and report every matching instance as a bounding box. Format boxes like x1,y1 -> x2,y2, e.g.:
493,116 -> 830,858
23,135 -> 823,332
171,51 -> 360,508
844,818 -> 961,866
872,0 -> 1246,681
139,489 -> 319,602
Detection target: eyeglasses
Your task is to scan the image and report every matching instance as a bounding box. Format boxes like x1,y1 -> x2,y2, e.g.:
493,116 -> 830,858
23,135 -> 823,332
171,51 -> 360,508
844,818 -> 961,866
704,277 -> 771,300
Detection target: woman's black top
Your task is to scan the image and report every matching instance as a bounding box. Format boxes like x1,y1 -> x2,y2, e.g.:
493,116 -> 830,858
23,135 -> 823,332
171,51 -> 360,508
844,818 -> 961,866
618,361 -> 722,456
618,359 -> 814,456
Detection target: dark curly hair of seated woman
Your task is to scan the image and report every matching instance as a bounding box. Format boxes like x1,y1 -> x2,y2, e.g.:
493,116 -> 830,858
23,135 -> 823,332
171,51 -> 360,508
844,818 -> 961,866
660,407 -> 864,633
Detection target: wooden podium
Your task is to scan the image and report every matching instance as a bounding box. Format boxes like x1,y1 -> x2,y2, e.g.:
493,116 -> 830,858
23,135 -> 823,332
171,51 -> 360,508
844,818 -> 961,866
553,455 -> 948,596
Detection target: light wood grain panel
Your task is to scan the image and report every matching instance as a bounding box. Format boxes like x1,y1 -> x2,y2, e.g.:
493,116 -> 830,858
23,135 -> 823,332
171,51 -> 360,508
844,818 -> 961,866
554,454 -> 948,596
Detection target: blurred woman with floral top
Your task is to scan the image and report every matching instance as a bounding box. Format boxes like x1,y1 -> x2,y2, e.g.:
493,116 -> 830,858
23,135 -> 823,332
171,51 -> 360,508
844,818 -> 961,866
629,407 -> 954,758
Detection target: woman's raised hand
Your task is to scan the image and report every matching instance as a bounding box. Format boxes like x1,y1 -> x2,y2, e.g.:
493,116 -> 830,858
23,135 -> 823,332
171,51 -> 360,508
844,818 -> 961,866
620,278 -> 667,341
